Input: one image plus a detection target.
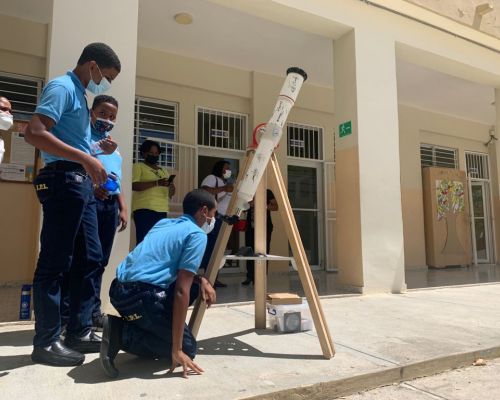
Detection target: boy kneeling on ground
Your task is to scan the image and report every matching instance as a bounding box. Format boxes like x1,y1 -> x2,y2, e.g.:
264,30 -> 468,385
100,189 -> 217,378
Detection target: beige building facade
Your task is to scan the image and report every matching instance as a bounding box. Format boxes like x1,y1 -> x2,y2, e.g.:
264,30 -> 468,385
0,0 -> 499,319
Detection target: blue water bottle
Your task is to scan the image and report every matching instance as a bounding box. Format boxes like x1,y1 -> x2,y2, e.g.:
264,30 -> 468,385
19,284 -> 32,320
102,173 -> 119,192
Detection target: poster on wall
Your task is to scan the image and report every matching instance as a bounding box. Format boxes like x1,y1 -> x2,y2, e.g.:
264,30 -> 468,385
436,179 -> 465,256
0,163 -> 26,181
10,132 -> 35,165
0,121 -> 36,183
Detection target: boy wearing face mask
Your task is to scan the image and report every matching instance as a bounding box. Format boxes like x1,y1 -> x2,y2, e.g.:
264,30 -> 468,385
100,189 -> 217,379
89,95 -> 128,329
0,96 -> 13,163
25,43 -> 121,367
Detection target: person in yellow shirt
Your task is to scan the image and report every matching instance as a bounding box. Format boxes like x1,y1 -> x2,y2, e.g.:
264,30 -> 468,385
132,140 -> 175,244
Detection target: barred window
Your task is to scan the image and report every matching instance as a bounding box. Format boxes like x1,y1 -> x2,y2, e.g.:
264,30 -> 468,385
0,72 -> 43,120
466,152 -> 489,180
420,144 -> 458,169
197,107 -> 247,150
134,97 -> 178,168
287,122 -> 323,160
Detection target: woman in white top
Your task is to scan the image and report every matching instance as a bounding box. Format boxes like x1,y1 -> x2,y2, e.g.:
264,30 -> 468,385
200,160 -> 233,288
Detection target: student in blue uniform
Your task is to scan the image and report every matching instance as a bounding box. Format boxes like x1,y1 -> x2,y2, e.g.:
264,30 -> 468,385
89,95 -> 128,329
100,189 -> 217,379
25,42 -> 121,367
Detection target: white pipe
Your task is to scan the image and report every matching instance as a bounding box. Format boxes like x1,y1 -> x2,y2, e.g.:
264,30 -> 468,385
234,67 -> 307,213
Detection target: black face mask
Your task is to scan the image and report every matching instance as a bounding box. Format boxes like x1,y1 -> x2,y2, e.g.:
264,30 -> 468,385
145,155 -> 159,165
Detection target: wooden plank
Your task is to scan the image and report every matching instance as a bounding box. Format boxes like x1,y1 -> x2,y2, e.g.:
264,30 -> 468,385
254,171 -> 267,329
189,150 -> 255,337
268,154 -> 335,359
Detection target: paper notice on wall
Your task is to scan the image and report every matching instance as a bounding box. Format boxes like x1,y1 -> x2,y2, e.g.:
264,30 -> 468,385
0,163 -> 26,181
10,132 -> 35,165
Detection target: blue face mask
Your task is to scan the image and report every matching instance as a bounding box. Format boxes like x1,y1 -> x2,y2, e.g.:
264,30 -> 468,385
87,64 -> 111,95
92,118 -> 115,134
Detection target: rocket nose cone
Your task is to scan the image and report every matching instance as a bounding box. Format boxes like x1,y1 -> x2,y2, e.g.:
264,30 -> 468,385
286,67 -> 307,81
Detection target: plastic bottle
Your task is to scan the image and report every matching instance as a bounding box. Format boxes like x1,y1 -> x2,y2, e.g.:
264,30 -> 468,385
102,173 -> 119,192
19,284 -> 32,320
90,141 -> 104,155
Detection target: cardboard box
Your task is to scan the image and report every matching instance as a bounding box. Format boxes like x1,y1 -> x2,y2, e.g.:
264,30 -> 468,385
266,292 -> 302,305
266,300 -> 312,333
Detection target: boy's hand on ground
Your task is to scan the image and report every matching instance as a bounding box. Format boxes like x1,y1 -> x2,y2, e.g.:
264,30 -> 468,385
169,350 -> 204,379
200,277 -> 216,308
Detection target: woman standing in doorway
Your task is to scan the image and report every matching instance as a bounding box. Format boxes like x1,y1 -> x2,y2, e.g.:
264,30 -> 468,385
200,160 -> 234,287
132,140 -> 175,244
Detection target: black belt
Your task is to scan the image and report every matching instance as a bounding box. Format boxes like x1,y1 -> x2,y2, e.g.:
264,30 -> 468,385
118,280 -> 165,293
44,160 -> 86,174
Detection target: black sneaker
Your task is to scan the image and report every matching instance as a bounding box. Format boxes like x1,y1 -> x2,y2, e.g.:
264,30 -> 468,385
64,331 -> 102,353
31,340 -> 85,367
92,313 -> 105,332
100,315 -> 123,378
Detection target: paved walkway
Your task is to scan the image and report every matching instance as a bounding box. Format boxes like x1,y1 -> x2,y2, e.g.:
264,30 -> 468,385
1,283 -> 499,400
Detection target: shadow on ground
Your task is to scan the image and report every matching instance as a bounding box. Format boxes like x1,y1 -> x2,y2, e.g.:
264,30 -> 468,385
67,329 -> 323,383
0,329 -> 34,347
197,328 -> 324,360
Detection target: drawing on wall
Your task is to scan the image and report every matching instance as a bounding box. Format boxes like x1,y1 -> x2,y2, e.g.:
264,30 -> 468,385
436,179 -> 465,255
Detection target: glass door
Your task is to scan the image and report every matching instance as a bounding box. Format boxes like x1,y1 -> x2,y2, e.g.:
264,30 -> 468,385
287,164 -> 322,269
471,181 -> 492,263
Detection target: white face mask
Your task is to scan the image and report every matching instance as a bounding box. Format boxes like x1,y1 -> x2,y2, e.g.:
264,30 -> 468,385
222,170 -> 232,180
0,111 -> 13,131
201,215 -> 216,234
87,64 -> 111,95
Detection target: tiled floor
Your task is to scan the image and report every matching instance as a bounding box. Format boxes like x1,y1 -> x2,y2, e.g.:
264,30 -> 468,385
2,264 -> 499,323
405,263 -> 500,289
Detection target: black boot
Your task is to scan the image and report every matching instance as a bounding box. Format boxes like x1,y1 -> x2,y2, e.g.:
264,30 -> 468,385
100,315 -> 123,378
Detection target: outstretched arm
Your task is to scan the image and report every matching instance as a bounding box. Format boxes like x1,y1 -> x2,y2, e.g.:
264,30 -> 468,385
168,269 -> 204,378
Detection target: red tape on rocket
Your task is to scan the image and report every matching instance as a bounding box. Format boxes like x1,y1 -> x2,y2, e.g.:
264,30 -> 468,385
234,67 -> 308,214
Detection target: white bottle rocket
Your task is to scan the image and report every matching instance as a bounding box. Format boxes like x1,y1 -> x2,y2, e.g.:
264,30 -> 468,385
235,67 -> 307,213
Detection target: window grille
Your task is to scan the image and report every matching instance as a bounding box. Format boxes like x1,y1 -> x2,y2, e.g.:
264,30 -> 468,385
134,97 -> 178,168
197,107 -> 247,150
420,144 -> 458,169
287,122 -> 323,160
466,152 -> 489,180
0,72 -> 43,120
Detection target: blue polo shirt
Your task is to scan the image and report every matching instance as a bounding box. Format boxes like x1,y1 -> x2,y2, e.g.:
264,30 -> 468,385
35,71 -> 91,163
116,215 -> 207,288
91,128 -> 122,195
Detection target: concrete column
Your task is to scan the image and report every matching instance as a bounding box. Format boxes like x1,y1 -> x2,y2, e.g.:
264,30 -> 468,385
334,28 -> 405,293
46,0 -> 139,310
491,88 -> 500,263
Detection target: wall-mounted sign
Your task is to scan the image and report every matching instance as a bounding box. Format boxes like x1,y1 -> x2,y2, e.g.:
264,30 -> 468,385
289,139 -> 305,148
339,121 -> 352,138
210,129 -> 229,139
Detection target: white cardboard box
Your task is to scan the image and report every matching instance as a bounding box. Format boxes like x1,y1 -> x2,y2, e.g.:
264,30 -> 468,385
266,300 -> 312,333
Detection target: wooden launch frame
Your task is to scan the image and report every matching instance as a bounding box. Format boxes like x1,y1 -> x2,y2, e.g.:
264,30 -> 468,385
188,151 -> 335,359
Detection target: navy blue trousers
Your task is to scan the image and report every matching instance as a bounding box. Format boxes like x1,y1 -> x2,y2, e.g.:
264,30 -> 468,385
93,196 -> 119,317
33,164 -> 102,346
133,209 -> 167,245
109,279 -> 198,361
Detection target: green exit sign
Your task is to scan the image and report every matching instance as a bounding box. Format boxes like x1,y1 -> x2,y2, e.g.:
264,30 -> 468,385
339,121 -> 352,138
